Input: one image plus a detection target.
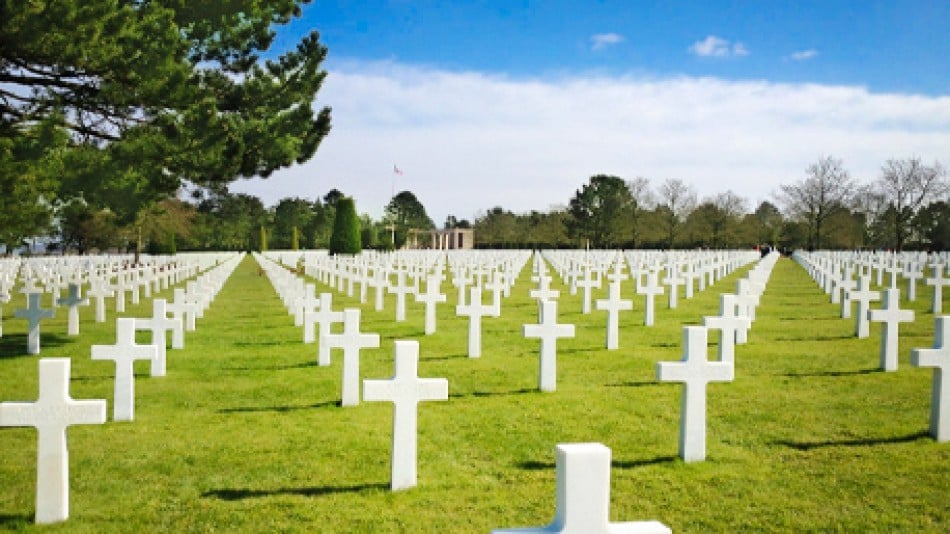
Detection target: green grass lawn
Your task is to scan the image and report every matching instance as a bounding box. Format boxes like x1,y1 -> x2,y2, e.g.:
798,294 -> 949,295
1,253 -> 948,532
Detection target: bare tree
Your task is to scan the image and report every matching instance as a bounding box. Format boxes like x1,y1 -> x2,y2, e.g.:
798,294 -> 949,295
777,156 -> 853,249
626,177 -> 654,247
873,157 -> 948,250
657,178 -> 697,248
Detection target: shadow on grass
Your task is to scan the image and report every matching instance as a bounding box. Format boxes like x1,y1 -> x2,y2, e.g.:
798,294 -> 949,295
0,513 -> 32,527
779,368 -> 880,378
202,482 -> 389,501
775,430 -> 930,451
605,380 -> 661,388
777,316 -> 840,321
0,333 -> 71,358
220,361 -> 320,372
232,340 -> 289,347
517,455 -> 677,471
218,400 -> 340,413
449,388 -> 536,399
421,353 -> 467,362
773,334 -> 854,341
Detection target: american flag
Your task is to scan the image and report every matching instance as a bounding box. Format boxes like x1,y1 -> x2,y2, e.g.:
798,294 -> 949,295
393,165 -> 403,175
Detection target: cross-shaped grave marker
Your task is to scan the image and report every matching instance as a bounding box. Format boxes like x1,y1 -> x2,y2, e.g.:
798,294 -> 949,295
15,293 -> 55,354
55,283 -> 88,336
388,269 -> 414,322
308,293 -> 345,366
363,340 -> 448,491
912,316 -> 950,442
523,300 -> 575,392
636,269 -> 664,327
925,265 -> 949,314
134,299 -> 183,377
91,317 -> 157,421
324,309 -> 380,407
703,293 -> 751,363
415,275 -> 447,335
491,443 -> 671,534
848,275 -> 880,338
656,326 -> 734,462
576,266 -> 600,314
594,280 -> 632,350
86,280 -> 114,323
456,287 -> 495,358
868,288 -> 914,372
0,358 -> 106,524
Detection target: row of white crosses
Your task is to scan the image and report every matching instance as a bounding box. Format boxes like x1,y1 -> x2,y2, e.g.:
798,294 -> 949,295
256,253 -> 453,491
794,251 -> 922,370
793,250 -> 950,442
0,253 -> 242,525
498,252 -> 775,532
5,252 -> 231,355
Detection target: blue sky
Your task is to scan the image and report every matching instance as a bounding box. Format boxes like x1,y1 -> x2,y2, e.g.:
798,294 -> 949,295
234,0 -> 950,224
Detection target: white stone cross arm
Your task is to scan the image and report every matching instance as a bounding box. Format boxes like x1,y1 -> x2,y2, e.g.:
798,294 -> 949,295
656,326 -> 734,463
491,443 -> 671,534
524,300 -> 575,392
56,283 -> 88,336
911,316 -> 950,442
363,340 -> 448,491
136,298 -> 184,376
91,318 -> 157,422
0,358 -> 106,524
15,292 -> 55,355
324,308 -> 380,407
867,288 -> 914,372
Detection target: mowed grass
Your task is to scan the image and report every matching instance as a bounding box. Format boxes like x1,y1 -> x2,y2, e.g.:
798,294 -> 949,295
1,253 -> 949,532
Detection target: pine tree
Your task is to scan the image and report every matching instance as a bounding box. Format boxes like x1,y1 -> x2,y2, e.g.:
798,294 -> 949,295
329,198 -> 361,255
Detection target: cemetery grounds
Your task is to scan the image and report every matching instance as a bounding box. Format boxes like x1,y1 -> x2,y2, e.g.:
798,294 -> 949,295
1,253 -> 948,532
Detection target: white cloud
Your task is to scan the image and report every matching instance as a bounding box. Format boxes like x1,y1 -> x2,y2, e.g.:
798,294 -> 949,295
231,59 -> 950,225
790,49 -> 819,61
590,33 -> 624,51
690,35 -> 749,58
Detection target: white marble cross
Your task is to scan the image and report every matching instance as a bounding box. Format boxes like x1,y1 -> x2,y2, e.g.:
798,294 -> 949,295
904,263 -> 923,301
86,281 -> 114,323
307,293 -> 344,366
415,275 -> 447,335
15,293 -> 55,354
456,287 -> 494,358
524,300 -> 575,392
485,272 -> 506,317
0,358 -> 106,524
91,318 -> 157,421
324,309 -> 380,407
55,284 -> 88,336
925,265 -> 949,314
848,275 -> 880,338
363,340 -> 448,491
703,294 -> 751,363
636,270 -> 664,327
167,288 -> 198,332
388,270 -> 415,322
576,266 -> 600,314
491,443 -> 671,534
838,277 -> 856,319
594,281 -> 632,350
868,288 -> 914,372
656,326 -> 734,462
134,299 -> 183,377
663,266 -> 684,309
911,316 -> 950,442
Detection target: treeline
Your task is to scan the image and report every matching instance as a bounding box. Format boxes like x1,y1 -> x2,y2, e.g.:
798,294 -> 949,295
17,155 -> 950,255
473,156 -> 949,251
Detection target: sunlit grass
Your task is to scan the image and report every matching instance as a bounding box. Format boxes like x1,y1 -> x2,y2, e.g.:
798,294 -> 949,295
0,254 -> 948,532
